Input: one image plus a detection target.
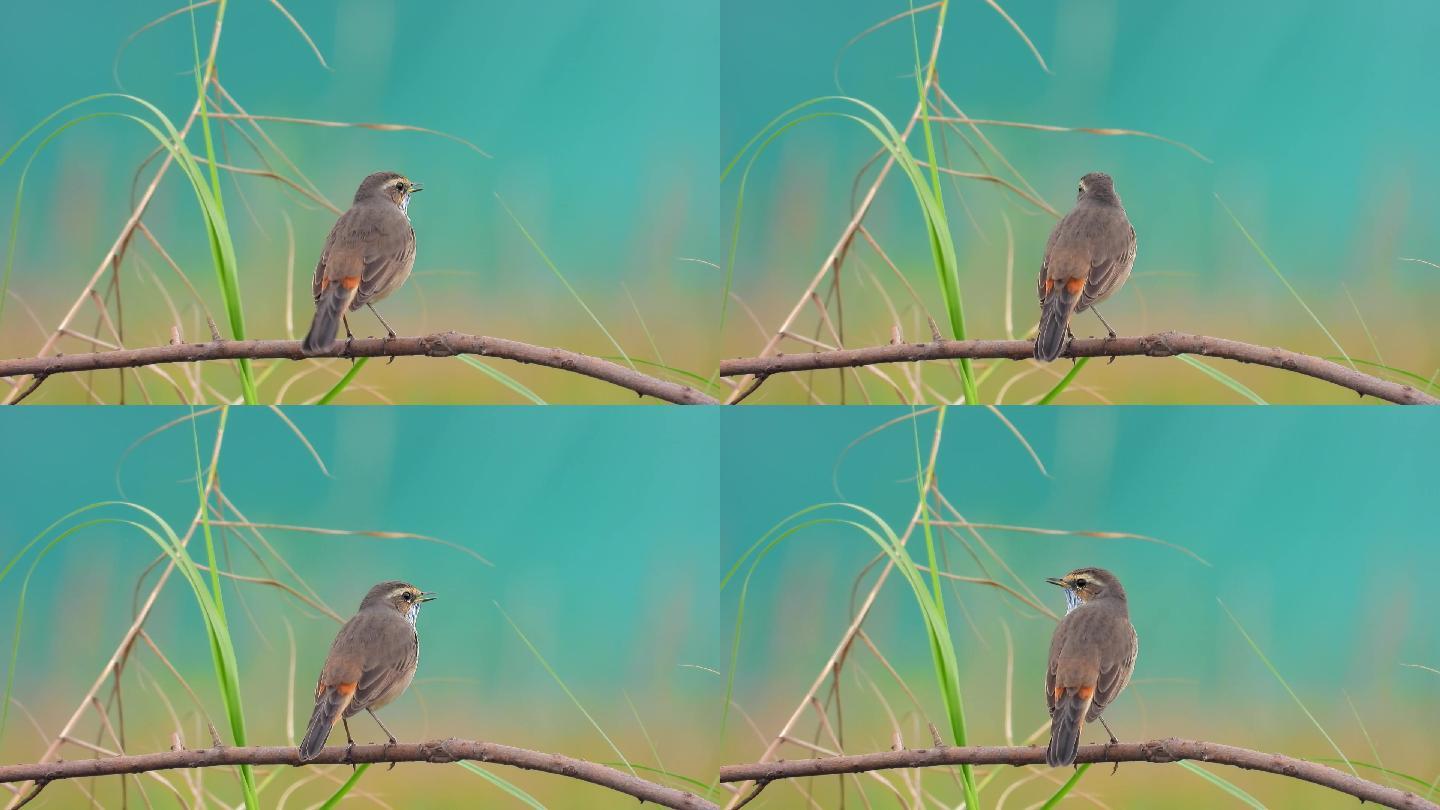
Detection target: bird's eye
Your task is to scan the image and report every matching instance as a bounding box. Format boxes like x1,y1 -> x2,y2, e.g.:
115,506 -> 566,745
402,592 -> 414,602
1074,578 -> 1087,588
1077,185 -> 1084,194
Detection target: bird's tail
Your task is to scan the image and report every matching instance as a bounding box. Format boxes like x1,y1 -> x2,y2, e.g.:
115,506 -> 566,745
298,682 -> 355,761
1046,686 -> 1093,767
1035,278 -> 1082,362
301,280 -> 358,356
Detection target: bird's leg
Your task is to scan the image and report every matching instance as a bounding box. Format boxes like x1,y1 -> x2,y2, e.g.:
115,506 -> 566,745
341,315 -> 356,364
367,708 -> 399,771
1092,308 -> 1119,365
367,304 -> 398,364
1098,717 -> 1121,775
1091,307 -> 1118,340
342,718 -> 357,770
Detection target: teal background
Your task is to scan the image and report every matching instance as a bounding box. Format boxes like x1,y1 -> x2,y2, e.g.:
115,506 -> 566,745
0,1 -> 718,402
721,1 -> 1440,402
0,406 -> 718,806
722,406 -> 1439,805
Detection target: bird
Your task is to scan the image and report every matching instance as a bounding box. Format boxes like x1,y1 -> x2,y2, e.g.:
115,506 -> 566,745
297,580 -> 436,762
301,171 -> 421,356
1044,567 -> 1138,768
1034,172 -> 1137,362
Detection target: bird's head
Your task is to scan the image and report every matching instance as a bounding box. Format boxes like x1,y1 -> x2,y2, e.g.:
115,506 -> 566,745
360,580 -> 436,624
355,171 -> 423,212
1076,172 -> 1119,204
1046,567 -> 1125,613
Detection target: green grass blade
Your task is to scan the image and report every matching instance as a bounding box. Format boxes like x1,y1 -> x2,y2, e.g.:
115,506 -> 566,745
316,358 -> 368,404
1313,759 -> 1434,791
1040,763 -> 1089,808
458,761 -> 548,809
1038,357 -> 1088,404
496,603 -> 635,776
1217,196 -> 1353,371
318,763 -> 370,809
1176,355 -> 1267,404
1326,357 -> 1439,392
605,763 -> 718,797
495,193 -> 633,370
1219,600 -> 1357,777
599,356 -> 718,391
457,356 -> 547,404
1179,761 -> 1268,808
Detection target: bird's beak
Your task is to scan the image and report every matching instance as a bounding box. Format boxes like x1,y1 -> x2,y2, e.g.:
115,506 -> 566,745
1045,577 -> 1067,588
418,592 -> 437,602
408,182 -> 424,194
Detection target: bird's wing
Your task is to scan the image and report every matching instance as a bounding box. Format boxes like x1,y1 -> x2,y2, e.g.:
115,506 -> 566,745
355,218 -> 416,307
1037,216 -> 1067,301
312,207 -> 376,299
1087,621 -> 1138,721
316,612 -> 369,689
311,210 -> 354,301
1078,223 -> 1136,311
1044,613 -> 1070,714
351,616 -> 418,711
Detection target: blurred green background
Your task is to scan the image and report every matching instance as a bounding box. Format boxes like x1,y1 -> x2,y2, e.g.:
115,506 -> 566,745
722,1 -> 1440,403
0,1 -> 718,403
722,407 -> 1439,807
0,406 -> 718,807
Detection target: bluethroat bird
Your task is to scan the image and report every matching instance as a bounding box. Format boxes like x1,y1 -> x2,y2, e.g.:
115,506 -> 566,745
298,581 -> 436,762
301,171 -> 421,355
1035,173 -> 1137,362
1044,567 -> 1138,768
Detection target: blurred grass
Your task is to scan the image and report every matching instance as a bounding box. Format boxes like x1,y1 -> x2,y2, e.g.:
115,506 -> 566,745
0,2 -> 714,405
719,1 -> 1439,405
0,406 -> 715,807
720,407 -> 1439,807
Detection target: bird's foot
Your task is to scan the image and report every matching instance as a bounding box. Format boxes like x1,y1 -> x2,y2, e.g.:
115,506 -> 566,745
344,740 -> 357,771
1104,734 -> 1120,775
384,735 -> 398,770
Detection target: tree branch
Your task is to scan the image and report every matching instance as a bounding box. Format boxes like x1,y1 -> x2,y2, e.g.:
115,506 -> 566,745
718,738 -> 1438,810
0,332 -> 718,405
0,739 -> 718,810
719,331 -> 1439,405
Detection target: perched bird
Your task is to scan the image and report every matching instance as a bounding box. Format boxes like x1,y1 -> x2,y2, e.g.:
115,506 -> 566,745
298,580 -> 436,761
301,171 -> 421,356
1044,567 -> 1138,768
1035,173 -> 1137,362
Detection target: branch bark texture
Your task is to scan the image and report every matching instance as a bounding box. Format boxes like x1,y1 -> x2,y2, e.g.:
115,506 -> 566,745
0,739 -> 717,810
718,331 -> 1439,405
0,332 -> 718,405
719,738 -> 1438,810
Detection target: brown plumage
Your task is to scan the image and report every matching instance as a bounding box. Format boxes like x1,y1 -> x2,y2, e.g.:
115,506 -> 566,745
301,171 -> 421,355
1035,173 -> 1137,362
1044,567 -> 1138,768
298,580 -> 435,761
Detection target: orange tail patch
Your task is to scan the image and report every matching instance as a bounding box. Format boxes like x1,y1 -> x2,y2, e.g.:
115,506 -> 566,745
1065,277 -> 1085,295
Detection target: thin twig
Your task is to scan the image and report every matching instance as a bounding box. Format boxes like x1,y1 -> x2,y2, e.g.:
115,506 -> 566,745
719,738 -> 1438,810
0,740 -> 715,810
719,332 -> 1439,405
0,332 -> 718,404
